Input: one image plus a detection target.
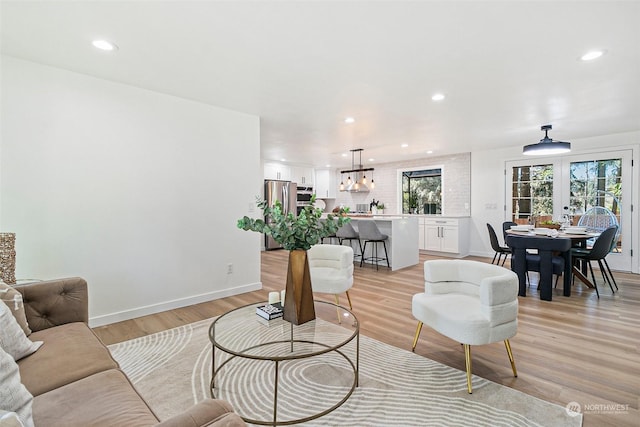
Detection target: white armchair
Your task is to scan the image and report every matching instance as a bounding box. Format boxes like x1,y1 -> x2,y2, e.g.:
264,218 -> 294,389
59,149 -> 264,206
411,259 -> 519,393
307,244 -> 354,321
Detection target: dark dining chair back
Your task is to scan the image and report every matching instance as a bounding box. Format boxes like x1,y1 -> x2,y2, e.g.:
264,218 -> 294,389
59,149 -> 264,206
487,223 -> 510,266
502,221 -> 517,241
571,225 -> 618,297
506,235 -> 572,301
585,226 -> 618,260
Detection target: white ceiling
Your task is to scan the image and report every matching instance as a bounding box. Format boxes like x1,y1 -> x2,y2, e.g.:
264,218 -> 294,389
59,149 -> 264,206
2,1 -> 639,169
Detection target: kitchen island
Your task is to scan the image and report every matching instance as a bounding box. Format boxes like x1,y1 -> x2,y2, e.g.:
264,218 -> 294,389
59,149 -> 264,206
345,216 -> 419,271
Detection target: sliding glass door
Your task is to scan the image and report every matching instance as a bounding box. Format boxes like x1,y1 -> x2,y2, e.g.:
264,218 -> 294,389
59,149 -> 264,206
506,149 -> 633,271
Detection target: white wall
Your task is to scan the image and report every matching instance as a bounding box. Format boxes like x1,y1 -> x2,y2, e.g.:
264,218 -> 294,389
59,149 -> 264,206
470,131 -> 640,273
0,56 -> 263,326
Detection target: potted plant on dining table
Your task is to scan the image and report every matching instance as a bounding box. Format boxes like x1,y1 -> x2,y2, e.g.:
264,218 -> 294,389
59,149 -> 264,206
237,195 -> 350,325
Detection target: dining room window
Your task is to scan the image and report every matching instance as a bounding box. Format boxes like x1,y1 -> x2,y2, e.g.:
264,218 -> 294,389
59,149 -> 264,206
510,164 -> 554,223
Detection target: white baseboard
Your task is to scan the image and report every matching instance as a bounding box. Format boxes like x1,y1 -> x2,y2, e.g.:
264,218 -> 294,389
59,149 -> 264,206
467,250 -> 500,259
89,282 -> 262,327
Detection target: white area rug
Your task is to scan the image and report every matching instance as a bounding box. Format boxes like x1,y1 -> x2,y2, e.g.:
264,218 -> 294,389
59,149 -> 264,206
109,318 -> 582,426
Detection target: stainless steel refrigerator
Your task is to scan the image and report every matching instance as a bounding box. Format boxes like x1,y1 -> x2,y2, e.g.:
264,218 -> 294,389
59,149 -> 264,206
264,180 -> 297,250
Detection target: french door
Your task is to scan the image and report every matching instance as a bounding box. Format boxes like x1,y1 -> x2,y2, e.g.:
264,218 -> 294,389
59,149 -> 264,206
506,149 -> 633,272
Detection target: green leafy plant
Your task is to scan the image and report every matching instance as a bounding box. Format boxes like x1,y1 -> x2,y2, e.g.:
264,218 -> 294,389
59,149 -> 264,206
407,189 -> 420,211
237,195 -> 351,251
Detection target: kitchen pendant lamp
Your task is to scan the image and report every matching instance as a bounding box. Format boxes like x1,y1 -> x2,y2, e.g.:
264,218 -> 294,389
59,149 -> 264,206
339,148 -> 375,192
523,125 -> 571,156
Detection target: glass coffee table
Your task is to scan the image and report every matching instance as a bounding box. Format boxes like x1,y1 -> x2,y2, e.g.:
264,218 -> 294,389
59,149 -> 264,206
209,300 -> 359,426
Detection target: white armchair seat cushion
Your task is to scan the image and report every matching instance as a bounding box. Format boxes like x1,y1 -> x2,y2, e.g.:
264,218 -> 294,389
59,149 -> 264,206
412,293 -> 516,345
309,266 -> 353,294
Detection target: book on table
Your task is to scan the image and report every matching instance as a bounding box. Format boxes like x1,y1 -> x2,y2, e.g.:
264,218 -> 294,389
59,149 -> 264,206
256,303 -> 284,320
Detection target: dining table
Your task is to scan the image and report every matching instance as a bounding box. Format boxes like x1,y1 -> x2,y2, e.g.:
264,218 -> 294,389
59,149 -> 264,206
505,228 -> 600,300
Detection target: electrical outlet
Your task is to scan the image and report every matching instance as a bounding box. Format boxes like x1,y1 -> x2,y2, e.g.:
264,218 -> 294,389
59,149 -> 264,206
227,263 -> 233,274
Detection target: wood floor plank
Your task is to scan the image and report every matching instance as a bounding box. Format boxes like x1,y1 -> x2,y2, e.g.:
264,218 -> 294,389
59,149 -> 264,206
93,249 -> 640,427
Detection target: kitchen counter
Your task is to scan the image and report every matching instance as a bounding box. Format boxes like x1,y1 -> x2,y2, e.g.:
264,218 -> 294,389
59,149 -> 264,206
346,216 -> 419,271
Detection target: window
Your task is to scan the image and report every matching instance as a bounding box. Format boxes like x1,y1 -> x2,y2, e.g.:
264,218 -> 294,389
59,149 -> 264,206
401,168 -> 442,214
510,164 -> 553,223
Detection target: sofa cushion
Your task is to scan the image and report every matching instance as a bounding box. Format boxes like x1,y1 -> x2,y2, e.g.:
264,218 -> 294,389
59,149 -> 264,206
1,282 -> 31,336
0,347 -> 34,427
18,322 -> 118,396
33,369 -> 159,427
0,301 -> 42,361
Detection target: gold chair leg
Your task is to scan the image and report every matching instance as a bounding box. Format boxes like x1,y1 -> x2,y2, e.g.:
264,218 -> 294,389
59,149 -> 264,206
411,321 -> 423,351
334,294 -> 341,323
464,344 -> 473,394
504,339 -> 518,377
345,291 -> 353,310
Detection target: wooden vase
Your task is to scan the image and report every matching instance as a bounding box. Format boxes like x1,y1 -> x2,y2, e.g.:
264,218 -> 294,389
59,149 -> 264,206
283,249 -> 316,325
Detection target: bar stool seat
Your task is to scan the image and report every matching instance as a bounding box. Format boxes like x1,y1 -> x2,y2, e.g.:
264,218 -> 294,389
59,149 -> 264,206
358,221 -> 390,270
335,222 -> 363,261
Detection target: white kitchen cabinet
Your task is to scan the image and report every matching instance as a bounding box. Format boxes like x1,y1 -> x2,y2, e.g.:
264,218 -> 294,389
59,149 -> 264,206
314,169 -> 337,198
290,166 -> 314,186
421,217 -> 469,257
264,163 -> 291,181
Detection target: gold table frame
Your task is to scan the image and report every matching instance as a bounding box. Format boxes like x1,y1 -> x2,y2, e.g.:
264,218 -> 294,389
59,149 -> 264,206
209,301 -> 359,426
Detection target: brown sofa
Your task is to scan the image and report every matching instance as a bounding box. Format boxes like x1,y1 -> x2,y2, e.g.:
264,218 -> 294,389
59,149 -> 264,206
14,277 -> 246,427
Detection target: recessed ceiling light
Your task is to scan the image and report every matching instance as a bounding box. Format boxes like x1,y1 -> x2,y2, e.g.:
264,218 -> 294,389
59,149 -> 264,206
580,50 -> 606,61
368,158 -> 375,162
344,117 -> 355,124
280,158 -> 286,162
92,39 -> 118,51
342,153 -> 348,157
401,143 -> 409,148
431,93 -> 445,101
426,150 -> 433,154
325,164 -> 331,168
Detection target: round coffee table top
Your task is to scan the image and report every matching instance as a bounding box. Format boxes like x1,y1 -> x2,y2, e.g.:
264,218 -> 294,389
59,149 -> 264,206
209,300 -> 358,361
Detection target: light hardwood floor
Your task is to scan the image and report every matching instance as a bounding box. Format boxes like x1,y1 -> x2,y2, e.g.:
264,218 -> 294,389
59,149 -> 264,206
94,250 -> 640,427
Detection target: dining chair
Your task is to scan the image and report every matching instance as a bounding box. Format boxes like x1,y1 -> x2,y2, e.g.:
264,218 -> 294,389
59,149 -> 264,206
502,221 -> 517,242
487,223 -> 511,266
571,225 -> 618,297
505,235 -> 572,301
603,233 -> 620,291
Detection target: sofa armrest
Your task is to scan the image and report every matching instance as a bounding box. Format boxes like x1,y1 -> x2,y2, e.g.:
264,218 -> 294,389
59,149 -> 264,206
156,399 -> 246,427
15,277 -> 88,332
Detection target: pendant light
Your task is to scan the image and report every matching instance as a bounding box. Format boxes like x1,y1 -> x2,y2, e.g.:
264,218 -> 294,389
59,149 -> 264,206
523,125 -> 571,156
339,149 -> 375,192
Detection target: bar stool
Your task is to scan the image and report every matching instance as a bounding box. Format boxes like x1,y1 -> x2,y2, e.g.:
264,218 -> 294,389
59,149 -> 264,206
335,222 -> 362,261
358,221 -> 390,270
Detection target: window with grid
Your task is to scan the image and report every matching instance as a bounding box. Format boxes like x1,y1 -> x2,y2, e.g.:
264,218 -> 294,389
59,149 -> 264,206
511,164 -> 553,223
